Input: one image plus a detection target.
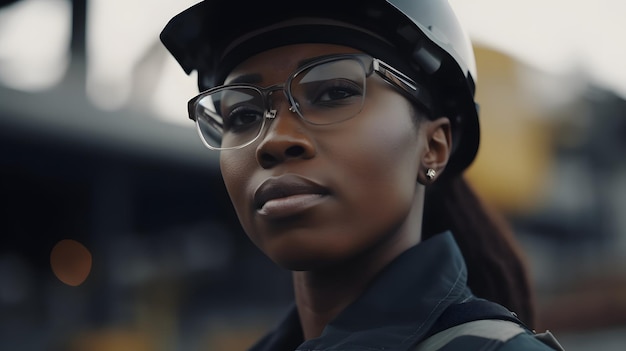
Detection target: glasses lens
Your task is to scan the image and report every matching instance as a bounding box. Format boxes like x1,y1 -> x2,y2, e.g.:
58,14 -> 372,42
194,87 -> 265,149
290,58 -> 366,125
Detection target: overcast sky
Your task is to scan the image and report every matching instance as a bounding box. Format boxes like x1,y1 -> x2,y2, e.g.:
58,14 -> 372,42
449,0 -> 626,98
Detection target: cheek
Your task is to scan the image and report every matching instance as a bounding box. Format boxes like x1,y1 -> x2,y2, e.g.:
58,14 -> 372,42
220,152 -> 254,223
347,134 -> 420,214
220,151 -> 274,250
331,95 -> 423,185
321,94 -> 424,236
220,152 -> 242,192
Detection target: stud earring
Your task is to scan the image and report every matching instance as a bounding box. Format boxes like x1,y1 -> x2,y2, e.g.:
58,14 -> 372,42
426,168 -> 436,180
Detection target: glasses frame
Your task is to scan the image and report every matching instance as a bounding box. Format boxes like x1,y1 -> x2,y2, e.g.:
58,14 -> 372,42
188,53 -> 431,150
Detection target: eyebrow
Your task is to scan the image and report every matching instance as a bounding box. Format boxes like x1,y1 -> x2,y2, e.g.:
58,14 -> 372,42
296,54 -> 352,70
226,54 -> 350,84
227,73 -> 263,85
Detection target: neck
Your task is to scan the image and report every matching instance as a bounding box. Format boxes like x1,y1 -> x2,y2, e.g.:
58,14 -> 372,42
293,191 -> 425,340
292,252 -> 378,340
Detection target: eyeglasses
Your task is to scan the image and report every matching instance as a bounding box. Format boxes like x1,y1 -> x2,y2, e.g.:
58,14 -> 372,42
188,54 -> 430,150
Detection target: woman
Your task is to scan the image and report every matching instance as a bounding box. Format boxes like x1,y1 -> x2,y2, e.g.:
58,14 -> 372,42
160,0 -> 564,350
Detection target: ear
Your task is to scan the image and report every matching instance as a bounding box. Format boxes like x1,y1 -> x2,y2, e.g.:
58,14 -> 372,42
418,117 -> 452,184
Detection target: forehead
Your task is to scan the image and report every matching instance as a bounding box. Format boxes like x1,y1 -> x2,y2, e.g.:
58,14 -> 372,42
224,44 -> 362,85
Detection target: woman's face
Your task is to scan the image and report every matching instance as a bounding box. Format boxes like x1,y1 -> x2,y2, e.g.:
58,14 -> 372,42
220,44 -> 437,270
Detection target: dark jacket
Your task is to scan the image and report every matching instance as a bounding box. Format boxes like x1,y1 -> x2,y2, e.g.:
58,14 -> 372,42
248,232 -> 562,351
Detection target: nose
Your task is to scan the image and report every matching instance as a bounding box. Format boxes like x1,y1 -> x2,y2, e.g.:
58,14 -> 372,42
255,95 -> 316,169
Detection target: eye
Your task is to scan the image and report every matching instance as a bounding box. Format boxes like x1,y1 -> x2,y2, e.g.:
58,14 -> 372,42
312,79 -> 363,106
223,106 -> 264,132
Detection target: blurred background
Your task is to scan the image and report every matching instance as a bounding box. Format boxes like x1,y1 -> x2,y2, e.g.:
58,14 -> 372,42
0,0 -> 624,350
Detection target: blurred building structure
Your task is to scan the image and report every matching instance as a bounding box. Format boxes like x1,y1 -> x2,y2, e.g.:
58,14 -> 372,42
1,1 -> 625,350
467,46 -> 626,340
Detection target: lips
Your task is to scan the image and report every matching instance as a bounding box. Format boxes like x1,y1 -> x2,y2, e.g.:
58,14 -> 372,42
254,174 -> 330,216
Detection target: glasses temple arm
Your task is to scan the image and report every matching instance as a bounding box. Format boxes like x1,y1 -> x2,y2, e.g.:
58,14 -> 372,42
373,59 -> 433,113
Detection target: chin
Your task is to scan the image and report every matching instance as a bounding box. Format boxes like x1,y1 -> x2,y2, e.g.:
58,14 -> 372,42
267,249 -> 336,272
262,239 -> 350,272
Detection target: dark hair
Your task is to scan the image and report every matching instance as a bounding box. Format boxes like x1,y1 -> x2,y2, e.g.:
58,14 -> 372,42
423,176 -> 536,328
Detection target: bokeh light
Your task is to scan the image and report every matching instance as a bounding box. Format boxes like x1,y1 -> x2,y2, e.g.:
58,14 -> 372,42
50,239 -> 93,287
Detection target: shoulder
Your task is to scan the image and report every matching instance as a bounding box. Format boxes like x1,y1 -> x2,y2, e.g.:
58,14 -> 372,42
497,330 -> 564,351
415,319 -> 564,351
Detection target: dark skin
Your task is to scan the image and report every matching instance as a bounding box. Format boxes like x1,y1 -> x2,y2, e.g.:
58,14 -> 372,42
219,44 -> 452,339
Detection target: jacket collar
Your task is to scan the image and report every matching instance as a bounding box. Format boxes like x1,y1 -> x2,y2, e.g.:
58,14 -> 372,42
250,232 -> 472,351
